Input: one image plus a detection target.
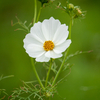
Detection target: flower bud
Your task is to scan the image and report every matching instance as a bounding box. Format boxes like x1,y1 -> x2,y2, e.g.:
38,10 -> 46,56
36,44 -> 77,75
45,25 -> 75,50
38,0 -> 49,5
45,92 -> 51,97
73,6 -> 84,18
67,3 -> 74,10
76,8 -> 82,15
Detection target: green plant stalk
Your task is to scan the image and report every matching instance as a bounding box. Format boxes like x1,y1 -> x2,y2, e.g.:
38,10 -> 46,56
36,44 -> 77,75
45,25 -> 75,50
33,0 -> 37,26
45,59 -> 52,87
31,58 -> 45,90
36,7 -> 42,22
68,18 -> 72,39
30,0 -> 45,91
52,18 -> 72,86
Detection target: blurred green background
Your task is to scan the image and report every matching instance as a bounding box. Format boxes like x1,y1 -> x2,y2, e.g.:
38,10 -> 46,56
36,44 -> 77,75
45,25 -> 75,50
0,0 -> 100,99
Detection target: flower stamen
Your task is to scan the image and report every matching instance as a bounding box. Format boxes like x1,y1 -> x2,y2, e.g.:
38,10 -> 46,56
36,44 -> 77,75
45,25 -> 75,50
43,40 -> 54,51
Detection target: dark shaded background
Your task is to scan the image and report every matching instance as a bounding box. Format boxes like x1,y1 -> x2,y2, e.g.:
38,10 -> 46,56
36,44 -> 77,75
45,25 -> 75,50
0,0 -> 100,100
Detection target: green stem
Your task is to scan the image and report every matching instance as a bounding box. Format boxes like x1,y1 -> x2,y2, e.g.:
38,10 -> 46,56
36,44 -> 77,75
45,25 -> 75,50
31,58 -> 45,90
36,7 -> 42,22
33,0 -> 37,25
31,0 -> 44,91
52,18 -> 72,86
68,18 -> 72,39
45,59 -> 52,87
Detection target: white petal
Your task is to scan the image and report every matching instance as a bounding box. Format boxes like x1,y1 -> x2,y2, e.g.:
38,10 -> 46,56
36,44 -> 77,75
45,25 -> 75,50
30,22 -> 46,43
53,24 -> 69,45
45,50 -> 62,58
53,39 -> 71,54
42,17 -> 61,40
36,53 -> 50,62
23,33 -> 43,49
26,44 -> 45,57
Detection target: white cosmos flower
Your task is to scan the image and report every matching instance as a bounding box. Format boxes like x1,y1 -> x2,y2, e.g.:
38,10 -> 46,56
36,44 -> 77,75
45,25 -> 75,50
23,17 -> 71,62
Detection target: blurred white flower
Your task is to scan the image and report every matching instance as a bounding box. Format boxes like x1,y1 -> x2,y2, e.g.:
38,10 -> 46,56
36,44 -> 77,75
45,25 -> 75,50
23,17 -> 71,62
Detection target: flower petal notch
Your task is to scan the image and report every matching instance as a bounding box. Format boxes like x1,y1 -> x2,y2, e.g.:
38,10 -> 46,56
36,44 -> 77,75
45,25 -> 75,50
23,17 -> 71,62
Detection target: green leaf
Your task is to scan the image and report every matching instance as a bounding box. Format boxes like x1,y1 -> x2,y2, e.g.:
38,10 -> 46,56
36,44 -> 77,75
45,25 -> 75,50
12,16 -> 31,33
0,75 -> 14,81
51,62 -> 58,74
62,63 -> 74,72
65,50 -> 92,62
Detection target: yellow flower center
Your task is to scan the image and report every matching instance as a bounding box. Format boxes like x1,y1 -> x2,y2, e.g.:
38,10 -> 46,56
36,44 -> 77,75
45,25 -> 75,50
43,40 -> 54,51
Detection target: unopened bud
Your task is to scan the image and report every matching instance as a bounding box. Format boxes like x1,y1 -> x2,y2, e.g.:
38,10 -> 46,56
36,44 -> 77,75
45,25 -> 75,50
73,7 -> 84,18
76,8 -> 82,15
67,3 -> 74,10
45,92 -> 51,97
38,0 -> 49,6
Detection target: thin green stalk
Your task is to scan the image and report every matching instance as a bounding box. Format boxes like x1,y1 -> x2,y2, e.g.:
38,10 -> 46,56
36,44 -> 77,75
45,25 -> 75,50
52,19 -> 72,86
36,7 -> 42,22
31,0 -> 44,91
33,0 -> 37,25
68,18 -> 72,39
31,58 -> 45,90
45,59 -> 52,87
